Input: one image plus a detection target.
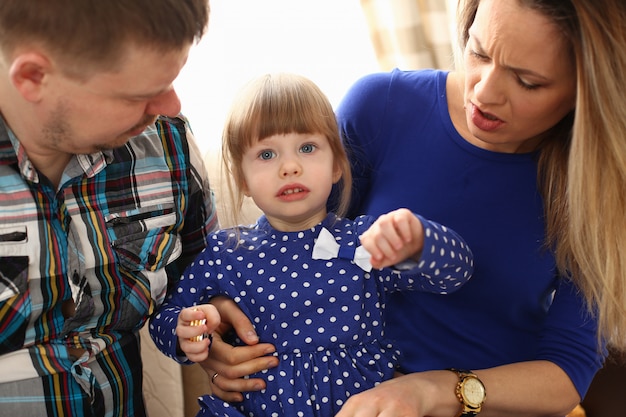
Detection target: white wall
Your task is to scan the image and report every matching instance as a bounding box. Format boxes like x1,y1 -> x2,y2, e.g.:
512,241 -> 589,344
174,0 -> 380,155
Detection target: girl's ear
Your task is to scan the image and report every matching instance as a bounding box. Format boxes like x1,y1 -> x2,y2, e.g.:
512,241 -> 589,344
9,52 -> 51,102
332,162 -> 343,184
241,178 -> 251,197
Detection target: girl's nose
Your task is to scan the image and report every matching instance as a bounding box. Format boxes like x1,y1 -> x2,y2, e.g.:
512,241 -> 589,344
280,160 -> 301,177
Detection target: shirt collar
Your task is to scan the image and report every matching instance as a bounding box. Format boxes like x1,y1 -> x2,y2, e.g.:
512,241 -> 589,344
0,114 -> 110,183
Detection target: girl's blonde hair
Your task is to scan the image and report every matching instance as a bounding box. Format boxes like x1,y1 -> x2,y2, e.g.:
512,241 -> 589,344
459,0 -> 626,351
219,73 -> 352,227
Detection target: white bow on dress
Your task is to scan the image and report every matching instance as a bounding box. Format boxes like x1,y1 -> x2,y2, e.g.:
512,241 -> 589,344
312,227 -> 372,272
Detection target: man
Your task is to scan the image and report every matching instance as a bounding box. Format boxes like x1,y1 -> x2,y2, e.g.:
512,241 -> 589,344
0,1 -> 217,415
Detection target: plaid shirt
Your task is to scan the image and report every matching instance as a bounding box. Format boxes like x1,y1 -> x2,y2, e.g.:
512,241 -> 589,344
0,115 -> 217,416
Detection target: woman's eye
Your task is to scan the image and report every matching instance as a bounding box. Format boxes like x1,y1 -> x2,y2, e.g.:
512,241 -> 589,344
300,144 -> 316,153
469,49 -> 488,61
517,77 -> 540,91
259,150 -> 275,160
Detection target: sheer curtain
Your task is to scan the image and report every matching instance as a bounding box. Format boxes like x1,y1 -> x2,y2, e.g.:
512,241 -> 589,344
359,0 -> 458,70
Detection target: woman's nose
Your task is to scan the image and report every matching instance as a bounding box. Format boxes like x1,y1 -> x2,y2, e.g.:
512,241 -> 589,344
474,67 -> 506,105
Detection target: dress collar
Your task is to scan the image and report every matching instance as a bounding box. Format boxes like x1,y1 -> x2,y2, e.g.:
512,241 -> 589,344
254,212 -> 340,238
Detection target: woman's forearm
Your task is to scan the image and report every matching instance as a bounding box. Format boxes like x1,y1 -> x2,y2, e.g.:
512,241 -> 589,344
337,361 -> 579,417
475,361 -> 579,417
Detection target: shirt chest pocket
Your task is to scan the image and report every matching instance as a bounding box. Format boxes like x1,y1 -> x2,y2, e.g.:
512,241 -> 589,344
107,205 -> 182,271
106,204 -> 182,304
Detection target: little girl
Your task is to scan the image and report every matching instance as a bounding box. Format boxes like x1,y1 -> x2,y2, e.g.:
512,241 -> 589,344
150,73 -> 474,417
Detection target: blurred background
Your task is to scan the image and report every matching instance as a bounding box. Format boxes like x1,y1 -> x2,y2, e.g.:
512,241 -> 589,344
173,0 -> 456,155
175,0 -> 377,154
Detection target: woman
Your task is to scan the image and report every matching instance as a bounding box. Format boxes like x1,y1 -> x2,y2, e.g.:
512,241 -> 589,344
202,0 -> 626,416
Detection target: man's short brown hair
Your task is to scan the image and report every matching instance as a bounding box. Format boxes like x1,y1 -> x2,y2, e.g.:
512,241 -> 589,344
0,0 -> 209,73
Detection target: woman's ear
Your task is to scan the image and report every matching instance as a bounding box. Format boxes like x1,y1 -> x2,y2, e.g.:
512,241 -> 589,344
9,52 -> 51,102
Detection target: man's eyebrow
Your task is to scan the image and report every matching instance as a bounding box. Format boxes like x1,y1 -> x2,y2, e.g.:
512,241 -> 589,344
123,86 -> 173,100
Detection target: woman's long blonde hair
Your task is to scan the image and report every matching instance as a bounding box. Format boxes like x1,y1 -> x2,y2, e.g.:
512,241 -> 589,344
459,0 -> 626,350
219,72 -> 352,228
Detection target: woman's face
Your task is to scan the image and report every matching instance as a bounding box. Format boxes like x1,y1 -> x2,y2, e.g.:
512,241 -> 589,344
462,0 -> 576,153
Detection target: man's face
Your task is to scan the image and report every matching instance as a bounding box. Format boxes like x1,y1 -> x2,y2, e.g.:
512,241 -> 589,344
36,43 -> 191,155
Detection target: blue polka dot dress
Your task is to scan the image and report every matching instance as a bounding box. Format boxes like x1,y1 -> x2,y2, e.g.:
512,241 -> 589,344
150,213 -> 473,417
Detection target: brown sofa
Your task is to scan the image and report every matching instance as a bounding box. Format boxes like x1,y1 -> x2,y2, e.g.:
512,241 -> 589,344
581,350 -> 626,417
140,326 -> 209,417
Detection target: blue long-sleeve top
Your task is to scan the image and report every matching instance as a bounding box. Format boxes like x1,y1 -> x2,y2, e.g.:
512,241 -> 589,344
335,68 -> 603,399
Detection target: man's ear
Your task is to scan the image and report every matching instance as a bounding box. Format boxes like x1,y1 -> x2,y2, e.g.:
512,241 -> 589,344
9,52 -> 51,102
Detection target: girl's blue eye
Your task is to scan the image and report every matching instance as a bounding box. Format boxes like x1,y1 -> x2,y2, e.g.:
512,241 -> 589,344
259,150 -> 275,160
300,144 -> 315,153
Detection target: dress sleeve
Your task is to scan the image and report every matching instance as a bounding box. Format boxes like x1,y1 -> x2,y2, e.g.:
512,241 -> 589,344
149,234 -> 226,363
378,214 -> 474,295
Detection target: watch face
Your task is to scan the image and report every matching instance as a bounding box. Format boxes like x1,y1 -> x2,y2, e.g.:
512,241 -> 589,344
462,377 -> 486,406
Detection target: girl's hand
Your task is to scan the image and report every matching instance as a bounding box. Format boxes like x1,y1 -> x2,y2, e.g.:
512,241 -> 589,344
360,208 -> 424,270
176,304 -> 220,363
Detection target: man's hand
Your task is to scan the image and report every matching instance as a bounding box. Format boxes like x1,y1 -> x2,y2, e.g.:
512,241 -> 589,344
199,296 -> 279,402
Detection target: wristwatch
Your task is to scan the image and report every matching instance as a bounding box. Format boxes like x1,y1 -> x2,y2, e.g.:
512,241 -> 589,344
448,368 -> 486,417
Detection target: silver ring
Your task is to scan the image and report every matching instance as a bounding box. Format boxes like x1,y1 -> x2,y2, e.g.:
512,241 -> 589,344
211,372 -> 219,384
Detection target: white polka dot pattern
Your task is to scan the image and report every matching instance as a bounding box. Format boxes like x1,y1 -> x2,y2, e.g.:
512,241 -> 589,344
150,213 -> 473,417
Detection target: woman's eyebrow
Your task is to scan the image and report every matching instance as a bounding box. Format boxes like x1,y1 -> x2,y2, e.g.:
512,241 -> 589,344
471,35 -> 550,81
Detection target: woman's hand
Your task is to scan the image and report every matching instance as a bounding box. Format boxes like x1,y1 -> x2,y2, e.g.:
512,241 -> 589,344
198,296 -> 279,402
335,371 -> 459,417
